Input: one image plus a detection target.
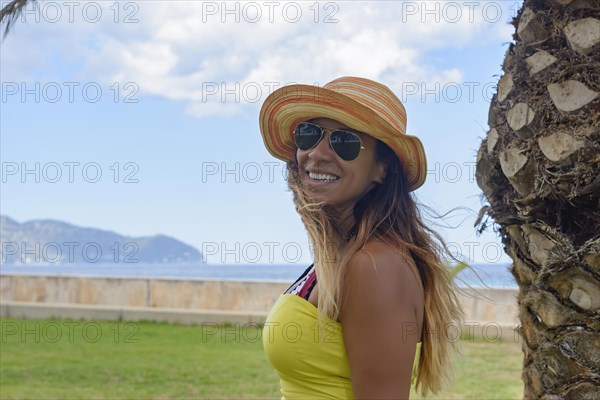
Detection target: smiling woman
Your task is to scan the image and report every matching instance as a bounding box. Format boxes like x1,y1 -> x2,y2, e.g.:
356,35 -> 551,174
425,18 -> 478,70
296,118 -> 384,215
258,77 -> 464,399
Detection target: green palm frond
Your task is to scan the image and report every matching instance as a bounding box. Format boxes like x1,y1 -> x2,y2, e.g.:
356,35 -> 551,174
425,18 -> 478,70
446,260 -> 470,280
1,0 -> 33,37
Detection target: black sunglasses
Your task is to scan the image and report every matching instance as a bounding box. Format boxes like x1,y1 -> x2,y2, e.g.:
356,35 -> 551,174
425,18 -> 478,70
294,122 -> 365,161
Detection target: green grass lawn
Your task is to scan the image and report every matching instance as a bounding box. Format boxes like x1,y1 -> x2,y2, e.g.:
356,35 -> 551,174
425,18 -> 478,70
1,318 -> 523,399
411,340 -> 524,400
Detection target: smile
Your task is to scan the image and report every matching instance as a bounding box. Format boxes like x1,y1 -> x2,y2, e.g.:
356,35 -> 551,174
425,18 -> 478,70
308,172 -> 339,182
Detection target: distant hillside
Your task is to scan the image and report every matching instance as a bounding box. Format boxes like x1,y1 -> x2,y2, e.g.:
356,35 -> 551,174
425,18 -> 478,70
0,216 -> 203,265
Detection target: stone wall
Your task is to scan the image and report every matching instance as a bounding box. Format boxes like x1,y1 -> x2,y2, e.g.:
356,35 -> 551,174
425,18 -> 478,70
1,275 -> 288,312
1,275 -> 519,332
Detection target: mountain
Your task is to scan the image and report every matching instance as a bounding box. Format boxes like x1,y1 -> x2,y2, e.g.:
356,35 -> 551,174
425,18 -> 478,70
0,216 -> 203,265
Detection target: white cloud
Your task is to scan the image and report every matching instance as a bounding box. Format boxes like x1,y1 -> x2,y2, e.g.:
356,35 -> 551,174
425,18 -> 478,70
1,0 -> 520,116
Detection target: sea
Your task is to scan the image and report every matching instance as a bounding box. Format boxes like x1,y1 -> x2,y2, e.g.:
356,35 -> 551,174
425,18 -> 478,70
0,262 -> 517,289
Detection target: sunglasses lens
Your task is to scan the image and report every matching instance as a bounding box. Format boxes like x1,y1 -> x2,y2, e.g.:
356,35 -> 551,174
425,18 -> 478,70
331,131 -> 362,161
294,122 -> 322,150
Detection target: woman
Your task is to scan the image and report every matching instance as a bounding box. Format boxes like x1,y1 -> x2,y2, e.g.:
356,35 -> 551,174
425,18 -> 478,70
259,77 -> 463,399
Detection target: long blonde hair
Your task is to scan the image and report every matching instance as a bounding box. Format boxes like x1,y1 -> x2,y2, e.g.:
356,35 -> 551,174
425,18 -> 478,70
287,140 -> 464,397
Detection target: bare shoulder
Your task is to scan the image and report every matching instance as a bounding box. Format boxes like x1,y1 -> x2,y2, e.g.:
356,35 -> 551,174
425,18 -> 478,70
344,241 -> 423,298
340,240 -> 424,323
339,240 -> 424,397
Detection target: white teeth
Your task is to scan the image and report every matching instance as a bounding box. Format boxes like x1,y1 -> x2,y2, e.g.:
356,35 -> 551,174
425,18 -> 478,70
309,172 -> 339,181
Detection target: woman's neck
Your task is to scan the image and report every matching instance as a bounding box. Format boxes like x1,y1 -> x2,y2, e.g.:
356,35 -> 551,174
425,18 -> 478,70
334,206 -> 357,239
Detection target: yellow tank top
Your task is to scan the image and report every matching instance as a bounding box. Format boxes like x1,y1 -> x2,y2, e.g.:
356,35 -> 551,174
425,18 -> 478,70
263,294 -> 421,399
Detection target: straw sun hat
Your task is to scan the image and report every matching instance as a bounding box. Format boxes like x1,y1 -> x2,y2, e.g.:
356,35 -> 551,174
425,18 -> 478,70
258,76 -> 427,191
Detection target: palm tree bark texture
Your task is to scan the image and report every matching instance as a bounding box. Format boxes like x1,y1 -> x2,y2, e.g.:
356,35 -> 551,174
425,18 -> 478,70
476,0 -> 600,398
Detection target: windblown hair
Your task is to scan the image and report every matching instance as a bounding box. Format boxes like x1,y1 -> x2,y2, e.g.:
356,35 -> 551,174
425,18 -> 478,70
287,139 -> 464,397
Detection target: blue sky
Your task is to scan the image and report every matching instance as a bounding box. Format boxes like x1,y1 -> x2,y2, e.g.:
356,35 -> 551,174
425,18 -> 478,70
1,1 -> 523,264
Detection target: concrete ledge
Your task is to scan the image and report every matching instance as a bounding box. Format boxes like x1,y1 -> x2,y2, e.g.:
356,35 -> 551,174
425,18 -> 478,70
458,321 -> 521,343
0,274 -> 289,313
1,275 -> 520,341
1,301 -> 520,342
1,301 -> 268,325
1,275 -> 519,325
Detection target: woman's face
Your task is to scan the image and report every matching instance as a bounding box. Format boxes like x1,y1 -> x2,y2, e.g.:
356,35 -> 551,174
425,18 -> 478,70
296,118 -> 386,211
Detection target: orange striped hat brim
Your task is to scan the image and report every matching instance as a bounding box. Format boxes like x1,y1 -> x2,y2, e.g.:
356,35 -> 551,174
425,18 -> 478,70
259,77 -> 427,191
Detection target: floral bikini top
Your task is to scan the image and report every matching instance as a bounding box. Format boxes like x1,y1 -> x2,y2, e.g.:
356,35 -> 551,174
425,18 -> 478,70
284,263 -> 317,300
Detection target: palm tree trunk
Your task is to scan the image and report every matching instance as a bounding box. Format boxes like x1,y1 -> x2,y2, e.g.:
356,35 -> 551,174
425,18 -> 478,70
476,0 -> 600,398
